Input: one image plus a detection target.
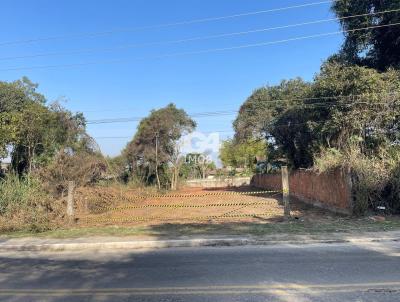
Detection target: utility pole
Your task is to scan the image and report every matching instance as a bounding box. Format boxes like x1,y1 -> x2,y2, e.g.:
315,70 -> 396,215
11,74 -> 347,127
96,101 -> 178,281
67,181 -> 75,225
155,132 -> 161,190
281,166 -> 291,219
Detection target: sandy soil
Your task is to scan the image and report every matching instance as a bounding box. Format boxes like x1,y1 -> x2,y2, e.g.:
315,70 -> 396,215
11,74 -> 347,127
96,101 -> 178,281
73,186 -> 333,227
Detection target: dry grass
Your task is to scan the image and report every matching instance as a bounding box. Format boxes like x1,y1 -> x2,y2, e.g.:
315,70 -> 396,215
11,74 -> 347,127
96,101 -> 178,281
0,174 -> 63,233
74,186 -> 288,227
315,145 -> 400,215
70,185 -> 352,233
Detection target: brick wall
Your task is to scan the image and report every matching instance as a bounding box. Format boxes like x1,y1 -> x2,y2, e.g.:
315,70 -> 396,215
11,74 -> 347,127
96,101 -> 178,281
251,168 -> 353,215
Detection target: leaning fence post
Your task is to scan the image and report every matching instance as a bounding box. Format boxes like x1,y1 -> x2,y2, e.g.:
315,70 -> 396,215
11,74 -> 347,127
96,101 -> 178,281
67,181 -> 75,224
281,166 -> 291,218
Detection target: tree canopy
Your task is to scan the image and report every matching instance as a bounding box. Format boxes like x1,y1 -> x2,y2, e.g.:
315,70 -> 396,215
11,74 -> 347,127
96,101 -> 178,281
233,62 -> 400,168
233,78 -> 311,142
219,138 -> 267,173
331,0 -> 400,70
0,77 -> 95,174
124,103 -> 196,189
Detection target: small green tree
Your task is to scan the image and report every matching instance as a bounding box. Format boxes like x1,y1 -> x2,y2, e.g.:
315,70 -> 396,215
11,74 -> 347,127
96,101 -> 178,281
181,153 -> 216,179
125,103 -> 196,190
219,139 -> 266,173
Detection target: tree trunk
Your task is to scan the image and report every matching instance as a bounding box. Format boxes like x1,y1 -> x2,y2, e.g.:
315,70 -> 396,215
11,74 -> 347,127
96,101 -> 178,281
27,146 -> 33,174
171,167 -> 176,190
155,134 -> 161,190
155,165 -> 161,190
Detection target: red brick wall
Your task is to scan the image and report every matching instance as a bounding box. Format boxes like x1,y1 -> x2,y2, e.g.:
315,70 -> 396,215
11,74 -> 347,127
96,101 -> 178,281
251,168 -> 353,214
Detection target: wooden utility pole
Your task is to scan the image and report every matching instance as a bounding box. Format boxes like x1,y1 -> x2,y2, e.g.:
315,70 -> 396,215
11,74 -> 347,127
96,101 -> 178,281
281,166 -> 291,218
155,132 -> 161,190
67,181 -> 75,225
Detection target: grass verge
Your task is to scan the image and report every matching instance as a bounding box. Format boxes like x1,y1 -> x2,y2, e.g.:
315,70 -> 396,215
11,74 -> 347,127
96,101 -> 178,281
1,216 -> 400,239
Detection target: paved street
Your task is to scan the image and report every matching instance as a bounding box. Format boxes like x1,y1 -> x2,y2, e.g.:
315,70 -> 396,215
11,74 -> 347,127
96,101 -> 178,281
0,241 -> 400,301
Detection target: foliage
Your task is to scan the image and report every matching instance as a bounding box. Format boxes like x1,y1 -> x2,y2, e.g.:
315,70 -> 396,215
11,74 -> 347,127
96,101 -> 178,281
0,78 -> 45,158
1,78 -> 91,176
234,62 -> 400,169
0,77 -> 45,113
0,174 -> 59,232
234,60 -> 400,214
124,103 -> 196,189
233,78 -> 311,141
219,138 -> 267,173
180,153 -> 216,179
106,154 -> 129,182
315,145 -> 400,215
0,77 -> 103,231
331,0 -> 400,71
38,150 -> 107,196
311,62 -> 400,151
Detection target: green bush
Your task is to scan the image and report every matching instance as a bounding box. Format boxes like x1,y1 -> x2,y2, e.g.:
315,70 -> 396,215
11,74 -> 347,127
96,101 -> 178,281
315,145 -> 400,215
0,174 -> 57,232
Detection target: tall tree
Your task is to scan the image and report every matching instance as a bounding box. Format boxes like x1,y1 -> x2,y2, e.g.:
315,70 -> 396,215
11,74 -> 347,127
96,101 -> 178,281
125,103 -> 196,189
331,0 -> 400,70
0,77 -> 93,174
233,78 -> 311,141
0,77 -> 44,113
233,62 -> 400,168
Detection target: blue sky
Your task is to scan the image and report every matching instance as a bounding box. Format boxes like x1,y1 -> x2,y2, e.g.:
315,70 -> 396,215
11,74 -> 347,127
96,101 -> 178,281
0,0 -> 342,156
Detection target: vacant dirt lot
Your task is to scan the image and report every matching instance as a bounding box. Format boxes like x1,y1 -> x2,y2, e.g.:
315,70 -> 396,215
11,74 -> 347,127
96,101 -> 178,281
74,186 -> 331,227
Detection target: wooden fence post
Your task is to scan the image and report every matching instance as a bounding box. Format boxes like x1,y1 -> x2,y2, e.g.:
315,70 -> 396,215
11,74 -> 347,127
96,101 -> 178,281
67,181 -> 75,224
281,166 -> 291,218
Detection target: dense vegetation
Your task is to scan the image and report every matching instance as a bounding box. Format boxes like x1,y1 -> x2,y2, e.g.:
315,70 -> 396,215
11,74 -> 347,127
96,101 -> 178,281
1,0 -> 400,233
0,77 -> 105,231
230,1 -> 400,214
124,103 -> 197,190
219,139 -> 267,175
331,0 -> 400,71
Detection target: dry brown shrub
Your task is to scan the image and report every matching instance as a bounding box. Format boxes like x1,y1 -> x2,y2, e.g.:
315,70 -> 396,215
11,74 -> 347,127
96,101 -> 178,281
38,151 -> 107,196
315,145 -> 400,215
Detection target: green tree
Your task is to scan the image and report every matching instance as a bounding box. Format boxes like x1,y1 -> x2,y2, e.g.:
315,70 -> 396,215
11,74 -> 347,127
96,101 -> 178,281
310,62 -> 400,152
219,138 -> 267,173
11,102 -> 55,173
125,103 -> 196,189
233,78 -> 311,141
181,152 -> 216,179
0,77 -> 44,113
10,102 -> 90,174
233,62 -> 400,168
0,78 -> 46,159
331,0 -> 400,70
0,77 -> 93,175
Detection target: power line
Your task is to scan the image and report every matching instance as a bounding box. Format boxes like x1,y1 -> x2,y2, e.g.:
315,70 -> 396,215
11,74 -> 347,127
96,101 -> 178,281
93,130 -> 235,139
0,1 -> 334,47
82,91 -> 398,115
86,92 -> 399,125
2,22 -> 400,72
92,116 -> 382,141
91,120 -> 341,141
87,111 -> 237,125
2,7 -> 399,61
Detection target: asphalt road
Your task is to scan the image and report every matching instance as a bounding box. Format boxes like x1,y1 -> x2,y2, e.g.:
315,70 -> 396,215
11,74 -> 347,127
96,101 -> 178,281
0,241 -> 400,301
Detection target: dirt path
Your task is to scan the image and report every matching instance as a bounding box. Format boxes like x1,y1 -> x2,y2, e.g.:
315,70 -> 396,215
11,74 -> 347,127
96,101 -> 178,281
74,186 -> 302,226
